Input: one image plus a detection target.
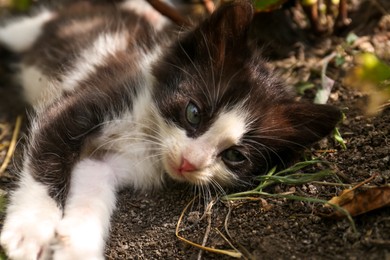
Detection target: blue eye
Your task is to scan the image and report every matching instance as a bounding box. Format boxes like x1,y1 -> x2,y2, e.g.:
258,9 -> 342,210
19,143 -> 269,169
222,149 -> 246,163
186,102 -> 201,126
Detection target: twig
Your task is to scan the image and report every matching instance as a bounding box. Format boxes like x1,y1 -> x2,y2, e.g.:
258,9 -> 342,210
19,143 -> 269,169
146,0 -> 192,27
315,149 -> 338,153
176,197 -> 242,258
197,200 -> 214,260
0,115 -> 22,176
179,197 -> 209,232
349,173 -> 378,191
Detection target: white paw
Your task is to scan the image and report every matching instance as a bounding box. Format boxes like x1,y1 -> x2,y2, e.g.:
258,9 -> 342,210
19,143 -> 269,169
0,175 -> 62,260
1,208 -> 61,260
51,216 -> 105,260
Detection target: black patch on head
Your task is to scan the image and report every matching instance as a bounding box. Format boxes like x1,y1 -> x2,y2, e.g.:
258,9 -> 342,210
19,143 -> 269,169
153,1 -> 255,137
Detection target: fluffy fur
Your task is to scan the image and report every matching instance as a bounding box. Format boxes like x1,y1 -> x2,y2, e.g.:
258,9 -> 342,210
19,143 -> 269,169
0,0 -> 341,259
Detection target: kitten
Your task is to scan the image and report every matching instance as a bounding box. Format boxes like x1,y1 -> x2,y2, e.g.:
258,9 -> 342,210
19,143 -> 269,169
0,0 -> 341,259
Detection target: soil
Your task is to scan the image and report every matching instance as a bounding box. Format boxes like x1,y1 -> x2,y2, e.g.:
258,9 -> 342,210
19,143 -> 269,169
0,1 -> 389,259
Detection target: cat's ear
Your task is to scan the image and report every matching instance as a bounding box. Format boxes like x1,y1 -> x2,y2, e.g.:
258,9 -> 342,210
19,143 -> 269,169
285,102 -> 342,147
262,102 -> 342,151
199,0 -> 254,41
178,0 -> 254,63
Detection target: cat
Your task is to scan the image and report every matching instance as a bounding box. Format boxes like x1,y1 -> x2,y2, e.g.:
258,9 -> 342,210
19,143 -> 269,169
0,0 -> 341,259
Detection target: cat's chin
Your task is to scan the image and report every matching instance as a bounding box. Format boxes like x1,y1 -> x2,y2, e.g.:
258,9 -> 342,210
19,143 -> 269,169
165,170 -> 190,183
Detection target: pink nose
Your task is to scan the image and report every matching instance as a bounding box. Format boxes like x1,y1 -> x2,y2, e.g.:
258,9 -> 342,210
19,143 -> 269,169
179,158 -> 197,173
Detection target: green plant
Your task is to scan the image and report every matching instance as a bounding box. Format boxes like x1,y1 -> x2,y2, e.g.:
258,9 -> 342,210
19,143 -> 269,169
223,159 -> 356,231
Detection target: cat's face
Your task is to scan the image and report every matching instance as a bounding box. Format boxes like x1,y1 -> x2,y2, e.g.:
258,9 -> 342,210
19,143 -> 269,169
152,1 -> 341,187
157,102 -> 251,186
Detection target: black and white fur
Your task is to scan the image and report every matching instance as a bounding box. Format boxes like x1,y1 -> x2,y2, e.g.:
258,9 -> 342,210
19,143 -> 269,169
0,0 -> 341,259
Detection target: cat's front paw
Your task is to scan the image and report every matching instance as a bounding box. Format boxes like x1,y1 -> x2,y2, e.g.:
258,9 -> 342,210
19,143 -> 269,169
51,216 -> 105,260
0,175 -> 62,260
0,208 -> 61,260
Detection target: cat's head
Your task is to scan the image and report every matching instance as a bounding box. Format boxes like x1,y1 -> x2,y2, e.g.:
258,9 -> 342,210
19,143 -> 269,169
152,0 -> 341,187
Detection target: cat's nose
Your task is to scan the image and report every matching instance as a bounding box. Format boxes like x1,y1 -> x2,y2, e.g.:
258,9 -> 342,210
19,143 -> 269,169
179,158 -> 197,173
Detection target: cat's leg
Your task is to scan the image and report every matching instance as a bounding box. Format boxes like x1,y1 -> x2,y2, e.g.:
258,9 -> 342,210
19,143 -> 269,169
0,9 -> 55,52
51,158 -> 118,260
0,171 -> 62,260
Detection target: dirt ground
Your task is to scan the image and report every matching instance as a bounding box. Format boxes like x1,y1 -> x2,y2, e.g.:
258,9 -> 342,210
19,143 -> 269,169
0,0 -> 389,259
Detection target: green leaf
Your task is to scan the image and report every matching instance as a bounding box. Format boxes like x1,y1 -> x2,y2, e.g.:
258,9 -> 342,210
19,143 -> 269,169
257,170 -> 333,185
0,249 -> 7,260
301,0 -> 318,6
253,0 -> 287,12
12,0 -> 32,11
345,53 -> 390,114
354,53 -> 390,83
333,127 -> 347,150
273,159 -> 324,176
335,54 -> 346,67
296,82 -> 315,95
346,32 -> 358,45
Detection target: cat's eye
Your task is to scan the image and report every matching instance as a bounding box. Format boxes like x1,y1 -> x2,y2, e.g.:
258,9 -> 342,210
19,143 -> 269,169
186,102 -> 201,127
221,149 -> 246,164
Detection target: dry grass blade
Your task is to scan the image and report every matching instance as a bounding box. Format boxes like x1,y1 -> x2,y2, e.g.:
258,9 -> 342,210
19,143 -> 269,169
175,197 -> 242,258
222,204 -> 252,259
214,228 -> 246,258
378,101 -> 390,110
0,115 -> 22,176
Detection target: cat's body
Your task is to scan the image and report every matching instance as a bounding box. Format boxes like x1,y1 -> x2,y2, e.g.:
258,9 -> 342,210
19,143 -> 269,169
0,0 -> 341,259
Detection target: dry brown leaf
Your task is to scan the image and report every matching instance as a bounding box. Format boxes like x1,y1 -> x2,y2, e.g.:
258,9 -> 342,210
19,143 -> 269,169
326,175 -> 390,218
